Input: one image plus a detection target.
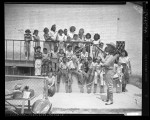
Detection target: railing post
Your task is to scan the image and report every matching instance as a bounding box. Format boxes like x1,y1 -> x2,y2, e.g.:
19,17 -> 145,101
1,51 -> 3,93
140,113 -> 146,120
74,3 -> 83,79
13,40 -> 14,60
6,40 -> 7,59
20,41 -> 21,61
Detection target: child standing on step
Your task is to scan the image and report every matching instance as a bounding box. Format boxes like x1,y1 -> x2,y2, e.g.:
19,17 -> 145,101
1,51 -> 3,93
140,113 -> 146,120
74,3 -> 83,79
34,46 -> 42,76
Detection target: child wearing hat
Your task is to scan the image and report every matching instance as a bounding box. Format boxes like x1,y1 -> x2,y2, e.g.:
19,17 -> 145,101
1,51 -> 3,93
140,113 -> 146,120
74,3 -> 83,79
24,29 -> 32,60
34,46 -> 42,76
33,30 -> 40,52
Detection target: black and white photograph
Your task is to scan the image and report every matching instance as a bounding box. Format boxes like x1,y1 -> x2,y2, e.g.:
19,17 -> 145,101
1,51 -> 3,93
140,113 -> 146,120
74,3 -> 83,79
5,2 -> 144,115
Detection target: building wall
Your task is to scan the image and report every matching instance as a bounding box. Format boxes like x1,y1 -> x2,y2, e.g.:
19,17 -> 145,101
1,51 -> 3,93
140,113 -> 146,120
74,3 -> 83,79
5,3 -> 142,75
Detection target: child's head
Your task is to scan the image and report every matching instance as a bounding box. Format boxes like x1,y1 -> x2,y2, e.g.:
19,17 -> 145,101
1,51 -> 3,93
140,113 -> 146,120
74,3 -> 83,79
80,59 -> 85,64
24,86 -> 29,91
118,62 -> 122,66
94,33 -> 100,41
43,48 -> 47,54
59,49 -> 64,54
79,28 -> 84,35
82,48 -> 86,53
36,46 -> 41,52
54,46 -> 58,52
99,42 -> 104,49
25,29 -> 31,34
121,50 -> 128,57
62,57 -> 67,63
73,34 -> 79,40
88,57 -> 93,63
48,72 -> 53,78
85,33 -> 91,39
33,30 -> 39,36
58,29 -> 63,36
67,45 -> 72,51
14,83 -> 22,90
93,58 -> 97,63
70,26 -> 76,33
43,27 -> 49,33
64,29 -> 68,35
96,58 -> 101,63
51,24 -> 56,32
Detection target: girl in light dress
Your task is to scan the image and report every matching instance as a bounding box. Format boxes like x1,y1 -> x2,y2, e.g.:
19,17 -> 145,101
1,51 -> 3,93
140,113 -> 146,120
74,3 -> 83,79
56,29 -> 65,51
78,28 -> 85,48
49,24 -> 58,50
119,50 -> 132,92
92,33 -> 101,59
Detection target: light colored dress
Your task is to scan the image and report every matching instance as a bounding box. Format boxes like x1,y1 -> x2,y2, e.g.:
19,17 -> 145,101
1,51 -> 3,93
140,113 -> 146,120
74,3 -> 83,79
34,51 -> 42,76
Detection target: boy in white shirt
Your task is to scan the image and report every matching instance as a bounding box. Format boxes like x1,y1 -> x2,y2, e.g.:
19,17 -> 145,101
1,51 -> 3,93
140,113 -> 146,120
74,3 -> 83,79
81,48 -> 88,62
66,45 -> 74,61
57,57 -> 69,92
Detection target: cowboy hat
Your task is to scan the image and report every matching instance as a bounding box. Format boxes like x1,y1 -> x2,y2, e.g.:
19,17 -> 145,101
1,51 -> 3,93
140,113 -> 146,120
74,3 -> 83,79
25,29 -> 31,33
106,42 -> 116,49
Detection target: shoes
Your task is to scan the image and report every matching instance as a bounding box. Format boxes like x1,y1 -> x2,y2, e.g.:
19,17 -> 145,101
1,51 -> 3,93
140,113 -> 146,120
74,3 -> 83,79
102,99 -> 109,102
105,101 -> 113,105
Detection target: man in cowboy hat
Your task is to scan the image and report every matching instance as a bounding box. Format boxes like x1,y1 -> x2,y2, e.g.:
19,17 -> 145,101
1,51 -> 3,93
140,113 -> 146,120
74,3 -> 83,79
99,42 -> 120,105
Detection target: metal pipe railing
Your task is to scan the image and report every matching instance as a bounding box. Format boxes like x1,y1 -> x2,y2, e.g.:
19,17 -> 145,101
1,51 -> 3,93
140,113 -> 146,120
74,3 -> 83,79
5,39 -> 93,61
20,41 -> 21,61
13,40 -> 14,60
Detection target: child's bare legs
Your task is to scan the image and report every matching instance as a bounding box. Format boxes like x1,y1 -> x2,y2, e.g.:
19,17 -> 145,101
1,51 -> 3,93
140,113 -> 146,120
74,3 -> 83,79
56,71 -> 62,92
100,72 -> 105,93
93,84 -> 97,93
68,73 -> 72,93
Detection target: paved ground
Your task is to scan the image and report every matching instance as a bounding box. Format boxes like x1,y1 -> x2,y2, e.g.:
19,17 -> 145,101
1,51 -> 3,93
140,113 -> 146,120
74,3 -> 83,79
5,77 -> 142,115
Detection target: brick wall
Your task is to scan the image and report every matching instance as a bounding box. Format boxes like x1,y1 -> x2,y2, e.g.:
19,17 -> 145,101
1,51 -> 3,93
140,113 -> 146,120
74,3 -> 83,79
5,3 -> 142,75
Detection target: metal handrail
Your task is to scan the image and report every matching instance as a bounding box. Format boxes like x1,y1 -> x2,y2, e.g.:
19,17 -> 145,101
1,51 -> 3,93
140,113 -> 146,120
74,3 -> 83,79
5,39 -> 93,61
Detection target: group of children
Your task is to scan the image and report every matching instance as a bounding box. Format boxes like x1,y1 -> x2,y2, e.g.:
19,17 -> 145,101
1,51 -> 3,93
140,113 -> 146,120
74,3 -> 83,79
24,25 -> 103,60
24,24 -> 131,94
33,43 -> 108,94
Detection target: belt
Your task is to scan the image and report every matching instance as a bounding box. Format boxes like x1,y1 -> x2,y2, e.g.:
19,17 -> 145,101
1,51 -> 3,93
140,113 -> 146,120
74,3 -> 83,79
105,67 -> 113,70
